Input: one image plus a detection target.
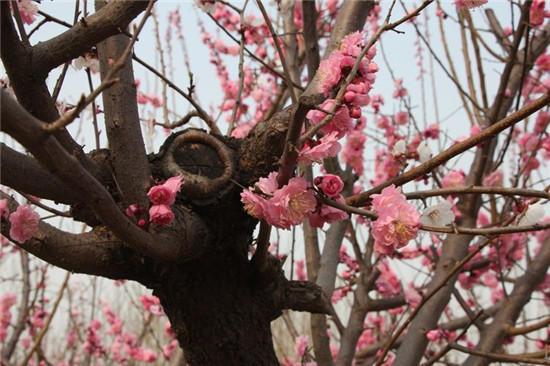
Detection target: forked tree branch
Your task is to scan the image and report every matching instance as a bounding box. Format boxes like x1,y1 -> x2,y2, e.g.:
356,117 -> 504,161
94,0 -> 153,208
0,143 -> 80,204
1,90 -> 202,263
31,1 -> 149,76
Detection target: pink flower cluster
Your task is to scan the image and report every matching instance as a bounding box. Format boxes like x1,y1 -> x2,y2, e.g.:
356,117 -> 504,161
145,175 -> 183,226
2,202 -> 40,243
530,0 -> 548,27
241,173 -> 316,229
308,31 -> 377,136
0,293 -> 17,342
371,185 -> 420,255
309,175 -> 349,228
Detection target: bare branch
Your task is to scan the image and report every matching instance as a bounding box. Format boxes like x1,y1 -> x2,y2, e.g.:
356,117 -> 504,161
0,143 -> 80,204
31,1 -> 148,76
94,0 -> 154,208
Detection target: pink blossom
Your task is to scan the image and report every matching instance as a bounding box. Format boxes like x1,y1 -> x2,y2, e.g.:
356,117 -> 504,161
376,261 -> 401,296
483,170 -> 503,187
306,99 -> 353,137
294,260 -> 307,281
298,132 -> 342,164
0,293 -> 17,342
0,199 -> 9,219
140,295 -> 164,315
130,347 -> 157,362
8,205 -> 39,243
308,199 -> 349,228
426,329 -> 443,342
340,31 -> 366,58
394,111 -> 409,125
536,53 -> 550,72
14,0 -> 38,24
441,170 -> 466,189
530,0 -> 546,27
162,339 -> 179,359
241,190 -> 269,219
371,185 -> 420,255
147,175 -> 183,205
295,335 -> 309,359
423,123 -> 440,139
257,171 -> 279,195
270,177 -> 317,229
317,53 -> 344,95
314,174 -> 344,197
454,0 -> 488,10
231,122 -> 254,138
392,79 -> 408,98
149,205 -> 175,226
535,111 -> 550,133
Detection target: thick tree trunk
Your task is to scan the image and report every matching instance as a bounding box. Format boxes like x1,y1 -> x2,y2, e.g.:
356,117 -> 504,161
155,253 -> 279,366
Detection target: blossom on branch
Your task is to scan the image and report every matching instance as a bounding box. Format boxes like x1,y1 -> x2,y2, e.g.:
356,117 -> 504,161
371,185 -> 420,255
8,204 -> 39,243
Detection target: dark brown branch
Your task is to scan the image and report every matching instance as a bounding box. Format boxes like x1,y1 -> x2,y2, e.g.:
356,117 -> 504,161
404,186 -> 550,200
95,0 -> 153,208
32,1 -> 148,76
280,280 -> 332,314
0,143 -> 80,204
0,2 -> 99,176
302,0 -> 321,78
0,193 -> 146,281
453,343 -> 550,365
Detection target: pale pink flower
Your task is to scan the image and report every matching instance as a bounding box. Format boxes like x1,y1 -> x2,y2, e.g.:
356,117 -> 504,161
231,122 -> 254,138
371,185 -> 420,255
314,174 -> 344,197
0,293 -> 17,342
376,261 -> 401,296
317,53 -> 344,95
340,31 -> 366,58
394,111 -> 409,125
270,177 -> 317,229
392,79 -> 408,98
454,0 -> 488,10
535,111 -> 550,133
298,131 -> 342,164
130,347 -> 157,362
308,198 -> 349,228
536,53 -> 550,72
162,339 -> 179,359
149,205 -> 175,226
441,170 -> 466,189
8,205 -> 39,243
256,171 -> 279,195
306,99 -> 353,137
241,190 -> 269,219
426,329 -> 443,342
14,0 -> 38,24
295,335 -> 309,359
140,295 -> 164,316
423,123 -> 440,139
483,170 -> 503,187
0,199 -> 9,219
147,176 -> 183,205
530,0 -> 546,27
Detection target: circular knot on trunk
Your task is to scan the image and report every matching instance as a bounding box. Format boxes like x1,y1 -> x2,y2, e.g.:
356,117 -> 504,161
161,129 -> 235,200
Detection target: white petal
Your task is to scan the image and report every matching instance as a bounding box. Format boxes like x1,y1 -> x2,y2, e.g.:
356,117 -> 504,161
392,140 -> 407,156
420,201 -> 455,226
518,203 -> 545,226
417,141 -> 432,163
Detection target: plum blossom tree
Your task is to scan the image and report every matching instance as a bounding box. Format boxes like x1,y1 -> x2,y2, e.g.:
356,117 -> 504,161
1,0 -> 549,365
